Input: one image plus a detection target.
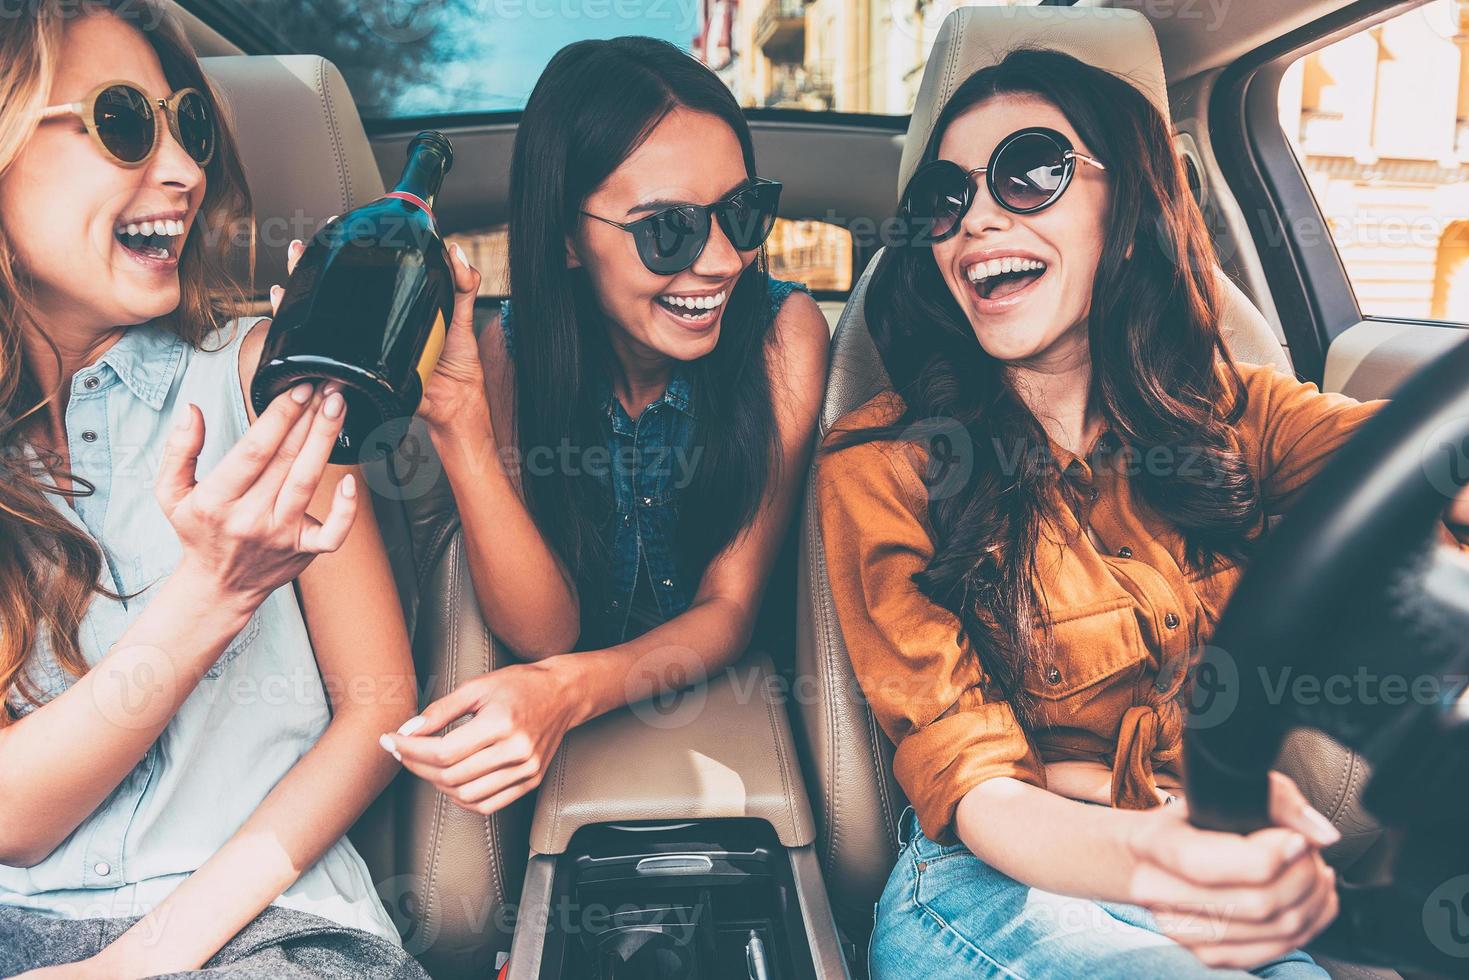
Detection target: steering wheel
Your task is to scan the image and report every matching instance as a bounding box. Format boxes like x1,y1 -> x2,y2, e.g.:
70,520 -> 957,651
1184,335 -> 1469,976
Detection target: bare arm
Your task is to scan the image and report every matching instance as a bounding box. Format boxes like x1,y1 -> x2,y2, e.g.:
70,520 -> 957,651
91,314 -> 417,976
955,772 -> 1343,968
386,291 -> 831,814
425,299 -> 582,658
403,241 -> 579,657
0,569 -> 257,866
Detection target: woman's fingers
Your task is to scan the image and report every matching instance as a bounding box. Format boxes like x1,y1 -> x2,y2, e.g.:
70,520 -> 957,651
436,729 -> 536,787
154,402 -> 204,513
297,473 -> 357,555
272,388 -> 347,525
237,384 -> 326,512
1133,819 -> 1308,889
446,759 -> 541,808
1267,771 -> 1341,848
1186,879 -> 1339,970
195,382 -> 314,505
268,240 -> 307,316
448,241 -> 481,311
1151,855 -> 1333,940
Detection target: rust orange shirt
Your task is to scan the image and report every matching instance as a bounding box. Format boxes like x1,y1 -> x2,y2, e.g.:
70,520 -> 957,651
816,362 -> 1399,844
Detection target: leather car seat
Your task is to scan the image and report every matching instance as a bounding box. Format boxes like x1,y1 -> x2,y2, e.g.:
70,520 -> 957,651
201,54 -> 527,980
790,9 -> 1392,979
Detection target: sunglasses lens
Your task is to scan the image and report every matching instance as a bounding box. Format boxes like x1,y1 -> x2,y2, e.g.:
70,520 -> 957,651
993,132 -> 1069,212
636,206 -> 708,275
93,85 -> 154,164
717,181 -> 780,250
902,161 -> 969,242
175,91 -> 216,165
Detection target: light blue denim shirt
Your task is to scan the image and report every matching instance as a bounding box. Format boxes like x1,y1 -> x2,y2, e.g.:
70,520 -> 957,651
0,318 -> 398,944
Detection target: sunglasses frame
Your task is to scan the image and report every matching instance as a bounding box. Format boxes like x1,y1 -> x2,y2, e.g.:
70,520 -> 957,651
41,79 -> 216,169
581,177 -> 783,275
902,127 -> 1106,244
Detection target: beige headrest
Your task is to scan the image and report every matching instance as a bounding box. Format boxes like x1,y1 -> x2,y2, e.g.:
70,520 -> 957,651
899,6 -> 1169,198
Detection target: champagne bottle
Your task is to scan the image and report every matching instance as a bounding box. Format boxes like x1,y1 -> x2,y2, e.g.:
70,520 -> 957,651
250,131 -> 455,464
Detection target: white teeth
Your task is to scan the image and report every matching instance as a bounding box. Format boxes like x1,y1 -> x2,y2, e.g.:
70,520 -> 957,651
966,256 -> 1047,283
659,289 -> 727,312
115,219 -> 185,238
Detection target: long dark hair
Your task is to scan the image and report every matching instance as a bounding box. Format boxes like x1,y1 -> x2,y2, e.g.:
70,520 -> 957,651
506,36 -> 780,613
829,49 -> 1260,724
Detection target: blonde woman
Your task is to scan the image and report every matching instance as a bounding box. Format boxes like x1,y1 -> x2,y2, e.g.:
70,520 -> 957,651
0,2 -> 473,975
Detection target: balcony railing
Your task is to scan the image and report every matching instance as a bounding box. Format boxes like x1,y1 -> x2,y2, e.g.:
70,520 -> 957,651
756,0 -> 806,63
762,64 -> 834,110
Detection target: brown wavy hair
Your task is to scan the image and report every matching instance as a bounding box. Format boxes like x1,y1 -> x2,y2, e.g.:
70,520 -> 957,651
0,0 -> 253,722
828,49 -> 1260,725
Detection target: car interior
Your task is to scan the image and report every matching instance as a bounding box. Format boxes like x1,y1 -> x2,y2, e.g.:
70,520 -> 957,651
114,0 -> 1469,977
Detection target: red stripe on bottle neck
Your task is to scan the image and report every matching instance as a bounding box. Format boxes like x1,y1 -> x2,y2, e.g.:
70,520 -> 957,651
383,191 -> 436,224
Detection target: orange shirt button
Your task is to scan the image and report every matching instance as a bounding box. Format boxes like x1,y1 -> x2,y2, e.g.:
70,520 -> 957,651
1164,612 -> 1180,629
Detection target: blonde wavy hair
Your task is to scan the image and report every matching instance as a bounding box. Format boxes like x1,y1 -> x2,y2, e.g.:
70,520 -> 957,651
0,0 -> 253,721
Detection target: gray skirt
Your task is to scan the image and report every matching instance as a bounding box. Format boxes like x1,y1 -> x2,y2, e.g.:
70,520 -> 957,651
0,904 -> 429,979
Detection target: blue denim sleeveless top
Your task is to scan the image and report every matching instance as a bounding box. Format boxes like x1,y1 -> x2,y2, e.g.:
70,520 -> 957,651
0,319 -> 398,944
500,277 -> 809,649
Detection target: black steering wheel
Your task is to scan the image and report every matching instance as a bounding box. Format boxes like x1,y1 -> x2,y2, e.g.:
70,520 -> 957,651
1185,335 -> 1469,976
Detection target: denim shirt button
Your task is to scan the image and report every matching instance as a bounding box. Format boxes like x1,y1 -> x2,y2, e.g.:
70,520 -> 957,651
660,578 -> 674,588
83,376 -> 100,390
93,862 -> 110,877
640,496 -> 653,507
81,431 -> 98,443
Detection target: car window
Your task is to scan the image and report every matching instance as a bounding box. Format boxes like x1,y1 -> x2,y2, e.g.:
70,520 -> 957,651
448,217 -> 853,297
237,0 -> 1033,119
1277,0 -> 1469,324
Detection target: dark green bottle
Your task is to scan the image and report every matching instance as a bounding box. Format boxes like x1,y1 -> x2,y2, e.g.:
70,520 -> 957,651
250,131 -> 455,464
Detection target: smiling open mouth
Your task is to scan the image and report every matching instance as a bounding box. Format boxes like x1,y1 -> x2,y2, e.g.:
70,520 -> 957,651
968,257 -> 1048,300
656,288 -> 728,321
115,218 -> 185,261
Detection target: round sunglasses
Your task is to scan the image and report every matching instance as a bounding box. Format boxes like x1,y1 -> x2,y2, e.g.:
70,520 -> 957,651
41,80 -> 217,169
581,178 -> 783,275
900,127 -> 1106,244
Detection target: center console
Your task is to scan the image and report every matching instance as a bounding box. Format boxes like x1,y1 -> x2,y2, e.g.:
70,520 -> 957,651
505,654 -> 849,979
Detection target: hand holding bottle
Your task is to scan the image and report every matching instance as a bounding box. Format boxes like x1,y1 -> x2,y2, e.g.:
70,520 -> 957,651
413,241 -> 484,431
154,381 -> 357,615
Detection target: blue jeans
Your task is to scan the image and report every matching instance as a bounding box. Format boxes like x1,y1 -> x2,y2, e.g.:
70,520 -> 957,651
869,807 -> 1328,980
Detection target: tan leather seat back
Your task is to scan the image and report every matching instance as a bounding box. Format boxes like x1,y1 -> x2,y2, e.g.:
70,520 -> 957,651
793,6 -> 1293,930
202,56 -> 524,978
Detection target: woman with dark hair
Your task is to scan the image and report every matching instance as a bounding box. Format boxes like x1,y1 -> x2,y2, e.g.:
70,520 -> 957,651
0,2 -> 431,976
376,37 -> 828,815
818,48 -> 1469,978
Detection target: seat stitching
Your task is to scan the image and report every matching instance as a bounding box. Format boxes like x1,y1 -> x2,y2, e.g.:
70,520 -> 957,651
479,608 -> 506,915
314,57 -> 351,214
417,540 -> 460,941
763,658 -> 798,842
805,479 -> 842,870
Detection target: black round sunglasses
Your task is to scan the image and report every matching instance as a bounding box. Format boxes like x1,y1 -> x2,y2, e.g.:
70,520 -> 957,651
900,127 -> 1106,244
581,178 -> 783,275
